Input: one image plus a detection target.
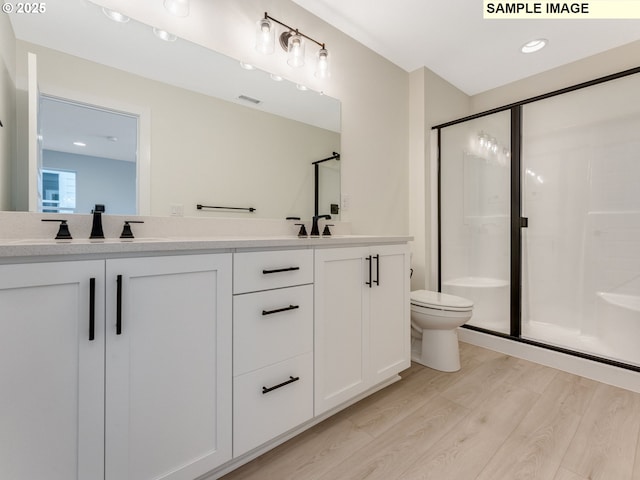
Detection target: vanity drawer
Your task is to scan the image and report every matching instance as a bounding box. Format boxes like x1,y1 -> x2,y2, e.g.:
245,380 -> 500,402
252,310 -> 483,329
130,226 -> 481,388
233,249 -> 313,294
233,352 -> 313,456
234,284 -> 313,376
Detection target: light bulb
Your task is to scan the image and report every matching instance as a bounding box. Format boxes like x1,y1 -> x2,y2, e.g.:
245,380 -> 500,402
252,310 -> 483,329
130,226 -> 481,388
287,33 -> 305,67
315,48 -> 330,78
255,17 -> 275,54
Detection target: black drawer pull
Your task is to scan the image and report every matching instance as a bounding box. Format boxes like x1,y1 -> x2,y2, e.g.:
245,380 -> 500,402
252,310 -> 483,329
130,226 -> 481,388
116,275 -> 123,335
262,305 -> 300,316
89,278 -> 96,341
262,376 -> 300,394
262,266 -> 300,274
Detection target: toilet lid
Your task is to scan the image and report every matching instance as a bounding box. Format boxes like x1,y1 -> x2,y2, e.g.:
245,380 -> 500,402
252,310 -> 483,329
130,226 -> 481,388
410,290 -> 473,311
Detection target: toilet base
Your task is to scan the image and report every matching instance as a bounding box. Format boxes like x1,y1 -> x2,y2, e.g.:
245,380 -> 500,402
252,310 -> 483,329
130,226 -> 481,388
411,328 -> 461,372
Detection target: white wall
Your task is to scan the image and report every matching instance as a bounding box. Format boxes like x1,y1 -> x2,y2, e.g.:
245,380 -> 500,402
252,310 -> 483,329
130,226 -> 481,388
0,13 -> 15,211
409,68 -> 470,290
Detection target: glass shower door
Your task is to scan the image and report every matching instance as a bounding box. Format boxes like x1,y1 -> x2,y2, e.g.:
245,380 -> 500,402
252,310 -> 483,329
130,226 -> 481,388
439,110 -> 511,334
521,73 -> 640,367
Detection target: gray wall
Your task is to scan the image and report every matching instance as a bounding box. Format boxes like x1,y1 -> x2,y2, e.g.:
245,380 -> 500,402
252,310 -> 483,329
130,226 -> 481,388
44,150 -> 136,215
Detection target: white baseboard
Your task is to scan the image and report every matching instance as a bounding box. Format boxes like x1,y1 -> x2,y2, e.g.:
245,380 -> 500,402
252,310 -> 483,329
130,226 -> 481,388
458,328 -> 640,394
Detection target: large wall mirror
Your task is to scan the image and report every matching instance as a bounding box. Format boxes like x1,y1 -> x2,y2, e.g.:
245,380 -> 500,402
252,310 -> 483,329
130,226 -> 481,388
5,0 -> 341,220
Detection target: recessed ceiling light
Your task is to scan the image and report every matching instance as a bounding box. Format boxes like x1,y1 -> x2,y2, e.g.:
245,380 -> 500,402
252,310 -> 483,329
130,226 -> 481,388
521,38 -> 548,54
153,27 -> 177,42
73,141 -> 87,147
102,7 -> 130,23
270,73 -> 284,82
239,62 -> 255,70
296,84 -> 308,91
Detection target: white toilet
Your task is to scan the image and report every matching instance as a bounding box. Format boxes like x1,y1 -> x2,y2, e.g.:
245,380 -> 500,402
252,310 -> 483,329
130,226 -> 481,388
410,290 -> 474,372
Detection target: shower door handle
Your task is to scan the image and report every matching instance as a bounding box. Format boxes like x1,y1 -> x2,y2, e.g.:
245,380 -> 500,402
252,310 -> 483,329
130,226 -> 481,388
520,217 -> 529,228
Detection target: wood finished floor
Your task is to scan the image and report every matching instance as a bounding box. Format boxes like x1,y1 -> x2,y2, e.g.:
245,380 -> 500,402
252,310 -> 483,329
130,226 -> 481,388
221,342 -> 640,480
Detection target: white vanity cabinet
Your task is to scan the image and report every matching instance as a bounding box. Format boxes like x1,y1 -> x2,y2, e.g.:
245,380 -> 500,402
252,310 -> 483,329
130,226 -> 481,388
0,260 -> 106,480
314,244 -> 411,415
105,254 -> 232,480
232,249 -> 314,457
0,253 -> 232,480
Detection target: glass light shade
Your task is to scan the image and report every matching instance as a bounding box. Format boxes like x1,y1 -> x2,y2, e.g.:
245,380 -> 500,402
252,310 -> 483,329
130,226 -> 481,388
164,0 -> 189,17
255,17 -> 275,54
287,33 -> 305,67
315,48 -> 330,78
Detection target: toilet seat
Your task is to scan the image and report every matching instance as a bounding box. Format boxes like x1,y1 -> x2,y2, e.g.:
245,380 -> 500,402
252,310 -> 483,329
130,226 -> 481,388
410,290 -> 473,313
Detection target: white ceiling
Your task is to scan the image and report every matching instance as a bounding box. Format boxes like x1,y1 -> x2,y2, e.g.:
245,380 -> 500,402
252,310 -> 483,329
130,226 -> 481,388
292,0 -> 640,95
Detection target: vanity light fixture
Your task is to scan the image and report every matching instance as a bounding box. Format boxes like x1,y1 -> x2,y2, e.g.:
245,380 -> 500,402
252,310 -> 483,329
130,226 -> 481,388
164,0 -> 189,17
255,12 -> 330,78
521,38 -> 548,53
102,7 -> 130,23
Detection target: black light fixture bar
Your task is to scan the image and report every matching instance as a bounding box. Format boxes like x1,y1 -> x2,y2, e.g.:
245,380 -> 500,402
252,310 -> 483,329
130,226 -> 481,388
263,12 -> 326,49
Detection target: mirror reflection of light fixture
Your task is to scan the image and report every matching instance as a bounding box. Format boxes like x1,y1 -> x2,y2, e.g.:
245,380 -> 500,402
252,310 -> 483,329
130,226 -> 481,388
164,0 -> 189,17
102,7 -> 130,23
255,12 -> 330,78
153,27 -> 177,42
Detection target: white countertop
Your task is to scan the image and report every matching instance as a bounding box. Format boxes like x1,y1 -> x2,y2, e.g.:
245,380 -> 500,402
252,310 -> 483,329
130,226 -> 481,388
0,235 -> 413,261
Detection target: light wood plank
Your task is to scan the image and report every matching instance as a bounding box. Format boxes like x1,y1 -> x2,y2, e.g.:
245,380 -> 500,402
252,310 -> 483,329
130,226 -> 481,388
439,352 -> 516,409
561,382 -> 640,480
554,467 -> 590,480
396,381 -> 538,480
317,395 -> 469,480
475,375 -> 591,480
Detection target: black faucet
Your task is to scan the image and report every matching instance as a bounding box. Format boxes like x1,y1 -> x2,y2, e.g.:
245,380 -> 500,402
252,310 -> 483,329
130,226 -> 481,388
310,215 -> 331,237
90,204 -> 105,239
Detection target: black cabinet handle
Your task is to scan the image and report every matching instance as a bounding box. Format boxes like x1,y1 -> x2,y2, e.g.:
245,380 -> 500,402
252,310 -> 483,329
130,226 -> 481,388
365,255 -> 372,288
116,275 -> 122,335
262,305 -> 300,316
374,254 -> 380,286
262,376 -> 300,395
262,266 -> 300,275
89,278 -> 96,341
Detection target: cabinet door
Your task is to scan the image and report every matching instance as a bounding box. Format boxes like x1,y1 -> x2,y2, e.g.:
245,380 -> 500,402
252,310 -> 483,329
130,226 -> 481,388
314,247 -> 370,415
105,254 -> 232,480
0,260 -> 105,480
369,244 -> 411,384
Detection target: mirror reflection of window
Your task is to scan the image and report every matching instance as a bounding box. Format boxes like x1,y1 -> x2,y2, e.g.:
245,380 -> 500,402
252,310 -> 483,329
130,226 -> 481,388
40,96 -> 138,215
42,169 -> 76,213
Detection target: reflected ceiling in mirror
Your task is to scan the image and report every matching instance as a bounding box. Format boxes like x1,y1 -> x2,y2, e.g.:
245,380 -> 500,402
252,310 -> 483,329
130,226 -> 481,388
8,0 -> 340,133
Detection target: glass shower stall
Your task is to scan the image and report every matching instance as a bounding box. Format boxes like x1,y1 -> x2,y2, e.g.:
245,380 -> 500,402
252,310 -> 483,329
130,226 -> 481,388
436,68 -> 640,370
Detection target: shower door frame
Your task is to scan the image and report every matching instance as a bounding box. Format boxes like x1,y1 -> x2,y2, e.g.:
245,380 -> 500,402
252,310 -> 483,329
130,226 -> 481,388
433,65 -> 640,373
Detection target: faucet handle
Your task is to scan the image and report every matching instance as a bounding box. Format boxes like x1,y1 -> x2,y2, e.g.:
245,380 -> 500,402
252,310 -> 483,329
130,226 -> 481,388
322,224 -> 334,237
120,220 -> 144,239
41,219 -> 73,240
294,223 -> 308,238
